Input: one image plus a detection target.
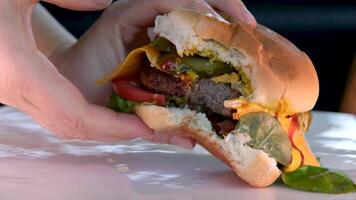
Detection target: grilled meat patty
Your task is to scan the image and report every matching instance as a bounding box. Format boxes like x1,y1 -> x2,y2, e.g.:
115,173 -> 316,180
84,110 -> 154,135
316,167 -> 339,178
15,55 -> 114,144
140,67 -> 191,97
140,67 -> 241,117
189,79 -> 240,117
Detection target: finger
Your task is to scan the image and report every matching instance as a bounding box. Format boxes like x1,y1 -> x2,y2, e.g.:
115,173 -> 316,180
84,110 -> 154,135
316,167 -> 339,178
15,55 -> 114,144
149,132 -> 195,149
12,51 -> 153,142
42,0 -> 112,11
148,131 -> 171,144
204,0 -> 256,26
112,0 -> 223,49
80,104 -> 154,141
170,135 -> 196,149
114,0 -> 220,29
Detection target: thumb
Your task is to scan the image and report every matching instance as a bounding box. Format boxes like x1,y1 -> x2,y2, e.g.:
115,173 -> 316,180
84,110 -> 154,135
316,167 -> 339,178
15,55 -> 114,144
41,0 -> 112,11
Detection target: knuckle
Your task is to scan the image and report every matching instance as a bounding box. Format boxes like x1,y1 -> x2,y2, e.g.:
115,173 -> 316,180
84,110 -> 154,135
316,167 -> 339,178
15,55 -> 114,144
63,115 -> 89,140
95,0 -> 112,9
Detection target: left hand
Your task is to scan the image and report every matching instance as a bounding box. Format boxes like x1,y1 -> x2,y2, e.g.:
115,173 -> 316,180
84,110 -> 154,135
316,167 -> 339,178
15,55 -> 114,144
52,0 -> 256,148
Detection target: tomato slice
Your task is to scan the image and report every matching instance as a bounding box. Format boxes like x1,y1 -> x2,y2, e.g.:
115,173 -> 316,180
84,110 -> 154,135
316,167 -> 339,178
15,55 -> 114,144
288,115 -> 299,141
112,78 -> 166,105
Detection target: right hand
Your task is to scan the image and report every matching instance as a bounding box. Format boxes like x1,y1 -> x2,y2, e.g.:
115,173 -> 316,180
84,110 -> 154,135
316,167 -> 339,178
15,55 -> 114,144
51,0 -> 255,147
0,0 -> 154,142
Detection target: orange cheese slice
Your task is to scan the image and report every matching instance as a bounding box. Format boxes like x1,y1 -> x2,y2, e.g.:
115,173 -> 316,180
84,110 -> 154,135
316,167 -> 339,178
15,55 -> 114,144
97,45 -> 161,84
224,99 -> 272,119
293,129 -> 320,167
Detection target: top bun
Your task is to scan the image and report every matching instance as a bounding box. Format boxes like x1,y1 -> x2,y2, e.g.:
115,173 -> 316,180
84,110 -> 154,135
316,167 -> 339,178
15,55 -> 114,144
154,8 -> 319,112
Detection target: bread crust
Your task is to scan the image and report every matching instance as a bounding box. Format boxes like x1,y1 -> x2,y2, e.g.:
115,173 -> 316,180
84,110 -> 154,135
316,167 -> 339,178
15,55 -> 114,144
155,8 -> 319,112
135,104 -> 281,187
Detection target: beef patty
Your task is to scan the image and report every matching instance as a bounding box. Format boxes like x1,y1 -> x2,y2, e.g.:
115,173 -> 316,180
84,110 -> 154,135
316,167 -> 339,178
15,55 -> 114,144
140,67 -> 191,97
140,67 -> 241,117
189,79 -> 240,117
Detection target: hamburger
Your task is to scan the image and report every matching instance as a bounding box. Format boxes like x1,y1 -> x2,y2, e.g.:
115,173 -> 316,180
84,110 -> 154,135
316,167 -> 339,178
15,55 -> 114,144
98,7 -> 320,187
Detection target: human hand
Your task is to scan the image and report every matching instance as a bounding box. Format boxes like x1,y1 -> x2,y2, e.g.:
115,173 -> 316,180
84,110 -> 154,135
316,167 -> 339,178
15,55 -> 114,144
54,0 -> 255,148
0,0 -> 154,142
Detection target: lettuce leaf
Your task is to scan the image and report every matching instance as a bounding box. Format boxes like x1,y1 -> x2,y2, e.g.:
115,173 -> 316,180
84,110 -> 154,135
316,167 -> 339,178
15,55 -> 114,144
108,94 -> 137,113
167,96 -> 188,107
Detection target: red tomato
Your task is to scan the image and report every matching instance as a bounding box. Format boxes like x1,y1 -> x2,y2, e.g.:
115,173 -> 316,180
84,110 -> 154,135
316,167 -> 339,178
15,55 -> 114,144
112,78 -> 166,105
288,115 -> 299,141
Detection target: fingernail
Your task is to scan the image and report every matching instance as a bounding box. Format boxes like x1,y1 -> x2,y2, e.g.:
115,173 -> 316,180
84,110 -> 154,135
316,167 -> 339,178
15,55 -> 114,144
241,6 -> 257,26
95,0 -> 112,8
170,136 -> 194,149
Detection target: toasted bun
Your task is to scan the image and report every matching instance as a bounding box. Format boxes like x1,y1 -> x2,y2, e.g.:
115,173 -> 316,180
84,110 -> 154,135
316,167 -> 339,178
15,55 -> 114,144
154,8 -> 319,112
135,104 -> 281,187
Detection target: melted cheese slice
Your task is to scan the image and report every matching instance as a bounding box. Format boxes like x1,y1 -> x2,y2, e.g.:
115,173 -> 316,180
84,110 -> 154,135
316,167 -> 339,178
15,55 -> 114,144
225,98 -> 320,172
224,99 -> 274,120
97,45 -> 161,84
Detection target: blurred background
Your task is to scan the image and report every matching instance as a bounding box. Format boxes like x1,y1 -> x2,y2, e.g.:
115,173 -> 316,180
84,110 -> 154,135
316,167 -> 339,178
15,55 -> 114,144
6,0 -> 356,113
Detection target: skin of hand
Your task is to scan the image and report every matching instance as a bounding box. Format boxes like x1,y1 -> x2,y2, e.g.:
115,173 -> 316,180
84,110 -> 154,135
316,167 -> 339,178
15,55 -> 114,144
52,0 -> 256,147
0,0 -> 153,143
0,0 -> 255,148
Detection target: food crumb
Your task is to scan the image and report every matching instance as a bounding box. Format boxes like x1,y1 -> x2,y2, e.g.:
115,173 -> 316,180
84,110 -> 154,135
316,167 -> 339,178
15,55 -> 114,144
116,164 -> 129,173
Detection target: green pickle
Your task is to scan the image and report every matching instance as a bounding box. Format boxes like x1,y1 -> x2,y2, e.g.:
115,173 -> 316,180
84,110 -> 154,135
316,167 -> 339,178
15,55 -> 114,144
180,56 -> 234,78
149,37 -> 175,52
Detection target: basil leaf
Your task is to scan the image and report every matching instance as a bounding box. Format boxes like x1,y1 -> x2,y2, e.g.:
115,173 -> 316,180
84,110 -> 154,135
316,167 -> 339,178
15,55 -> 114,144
236,112 -> 292,166
282,165 -> 356,194
108,94 -> 137,113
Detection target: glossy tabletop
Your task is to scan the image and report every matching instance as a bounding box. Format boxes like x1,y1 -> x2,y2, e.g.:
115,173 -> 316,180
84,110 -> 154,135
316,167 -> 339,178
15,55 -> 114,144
0,106 -> 355,200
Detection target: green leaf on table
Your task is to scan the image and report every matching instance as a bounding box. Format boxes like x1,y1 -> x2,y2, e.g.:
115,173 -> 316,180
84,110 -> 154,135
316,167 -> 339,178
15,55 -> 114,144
282,165 -> 356,194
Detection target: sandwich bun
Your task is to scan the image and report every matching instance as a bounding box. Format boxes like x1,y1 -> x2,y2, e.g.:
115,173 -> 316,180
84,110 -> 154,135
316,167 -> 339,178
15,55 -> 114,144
154,7 -> 319,112
135,104 -> 281,187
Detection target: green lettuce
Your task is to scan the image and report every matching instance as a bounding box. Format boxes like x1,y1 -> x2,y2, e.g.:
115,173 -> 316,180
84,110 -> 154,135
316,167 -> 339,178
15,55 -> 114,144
108,94 -> 137,113
167,96 -> 188,107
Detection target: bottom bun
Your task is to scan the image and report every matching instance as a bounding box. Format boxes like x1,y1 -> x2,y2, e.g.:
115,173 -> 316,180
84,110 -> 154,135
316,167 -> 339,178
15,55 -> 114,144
134,104 -> 281,187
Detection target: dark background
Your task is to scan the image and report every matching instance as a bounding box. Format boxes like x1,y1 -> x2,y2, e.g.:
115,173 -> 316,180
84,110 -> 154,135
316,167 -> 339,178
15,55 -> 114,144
5,0 -> 356,112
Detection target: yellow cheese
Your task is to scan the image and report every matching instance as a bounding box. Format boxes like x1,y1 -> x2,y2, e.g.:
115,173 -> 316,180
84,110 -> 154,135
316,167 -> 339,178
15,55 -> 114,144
224,99 -> 273,120
293,130 -> 320,167
279,116 -> 292,133
211,72 -> 240,84
97,45 -> 161,84
284,147 -> 303,172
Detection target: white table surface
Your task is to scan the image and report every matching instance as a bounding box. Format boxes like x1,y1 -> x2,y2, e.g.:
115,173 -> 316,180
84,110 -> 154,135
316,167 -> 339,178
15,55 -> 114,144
0,106 -> 355,200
